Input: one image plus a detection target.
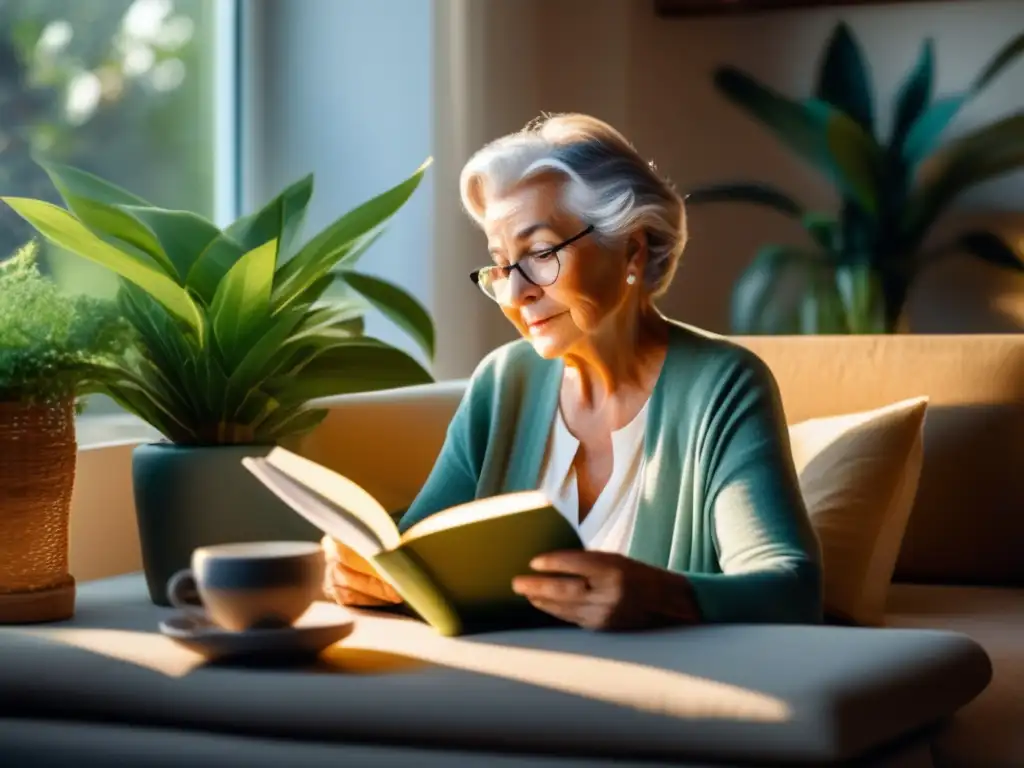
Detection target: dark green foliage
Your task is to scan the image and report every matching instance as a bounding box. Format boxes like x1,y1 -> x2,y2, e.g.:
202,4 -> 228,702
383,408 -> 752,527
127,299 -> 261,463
686,23 -> 1024,334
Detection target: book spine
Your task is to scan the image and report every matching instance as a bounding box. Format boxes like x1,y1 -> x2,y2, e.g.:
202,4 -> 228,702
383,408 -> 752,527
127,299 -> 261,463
372,549 -> 463,637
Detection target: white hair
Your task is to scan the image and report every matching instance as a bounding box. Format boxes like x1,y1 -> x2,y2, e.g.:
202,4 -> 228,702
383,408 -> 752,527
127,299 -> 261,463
459,113 -> 688,297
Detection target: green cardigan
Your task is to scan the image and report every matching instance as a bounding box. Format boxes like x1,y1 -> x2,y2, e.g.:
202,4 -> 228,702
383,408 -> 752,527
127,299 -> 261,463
398,319 -> 823,624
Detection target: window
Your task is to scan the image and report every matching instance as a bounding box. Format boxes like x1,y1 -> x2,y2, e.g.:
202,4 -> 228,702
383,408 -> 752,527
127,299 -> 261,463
0,0 -> 238,419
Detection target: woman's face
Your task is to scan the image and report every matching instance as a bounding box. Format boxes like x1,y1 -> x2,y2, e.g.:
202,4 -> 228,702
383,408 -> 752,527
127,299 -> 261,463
481,177 -> 640,359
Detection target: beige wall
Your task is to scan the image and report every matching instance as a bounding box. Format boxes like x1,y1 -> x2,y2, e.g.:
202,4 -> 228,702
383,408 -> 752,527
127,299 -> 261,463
435,0 -> 1024,377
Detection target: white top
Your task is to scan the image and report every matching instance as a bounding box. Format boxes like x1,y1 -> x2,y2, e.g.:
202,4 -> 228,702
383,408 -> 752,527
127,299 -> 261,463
538,399 -> 650,553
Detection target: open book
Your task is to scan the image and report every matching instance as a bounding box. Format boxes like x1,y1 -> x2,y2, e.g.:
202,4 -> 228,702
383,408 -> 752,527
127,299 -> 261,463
241,447 -> 583,636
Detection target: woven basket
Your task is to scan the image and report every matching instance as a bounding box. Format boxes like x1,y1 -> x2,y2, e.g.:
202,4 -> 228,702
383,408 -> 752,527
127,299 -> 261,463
0,398 -> 77,623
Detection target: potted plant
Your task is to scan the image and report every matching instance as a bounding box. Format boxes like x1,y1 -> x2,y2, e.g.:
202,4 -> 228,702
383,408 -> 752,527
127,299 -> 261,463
0,241 -> 130,621
2,158 -> 436,605
685,23 -> 1024,334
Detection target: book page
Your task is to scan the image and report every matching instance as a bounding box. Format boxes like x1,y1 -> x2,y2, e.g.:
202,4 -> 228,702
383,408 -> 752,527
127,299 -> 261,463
399,490 -> 553,544
242,457 -> 386,561
260,447 -> 400,551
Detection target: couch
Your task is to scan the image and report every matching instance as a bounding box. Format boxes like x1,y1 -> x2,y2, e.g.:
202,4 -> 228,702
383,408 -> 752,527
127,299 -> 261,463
298,332 -> 1024,768
2,333 -> 1021,767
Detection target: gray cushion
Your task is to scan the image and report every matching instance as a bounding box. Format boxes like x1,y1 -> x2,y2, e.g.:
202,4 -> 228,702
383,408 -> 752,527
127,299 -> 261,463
0,575 -> 991,765
0,719 -> 701,768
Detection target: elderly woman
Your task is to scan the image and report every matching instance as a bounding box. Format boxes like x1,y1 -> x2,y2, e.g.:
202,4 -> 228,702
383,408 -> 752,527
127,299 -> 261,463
324,113 -> 822,630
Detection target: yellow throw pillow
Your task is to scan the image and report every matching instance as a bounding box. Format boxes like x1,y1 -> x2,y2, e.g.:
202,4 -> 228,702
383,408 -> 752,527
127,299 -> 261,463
788,397 -> 929,627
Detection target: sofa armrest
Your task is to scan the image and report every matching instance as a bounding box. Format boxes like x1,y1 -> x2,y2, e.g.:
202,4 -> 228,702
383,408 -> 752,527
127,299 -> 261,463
296,381 -> 467,513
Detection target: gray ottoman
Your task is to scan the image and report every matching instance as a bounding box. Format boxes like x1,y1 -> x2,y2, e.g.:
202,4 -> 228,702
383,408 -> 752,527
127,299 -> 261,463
0,575 -> 992,767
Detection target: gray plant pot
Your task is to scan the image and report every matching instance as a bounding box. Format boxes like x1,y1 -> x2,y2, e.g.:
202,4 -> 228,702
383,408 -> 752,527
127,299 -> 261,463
132,442 -> 321,606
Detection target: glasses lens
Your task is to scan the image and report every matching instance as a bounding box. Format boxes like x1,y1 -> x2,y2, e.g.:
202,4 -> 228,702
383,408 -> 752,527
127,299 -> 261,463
521,253 -> 559,286
475,255 -> 560,304
475,267 -> 504,301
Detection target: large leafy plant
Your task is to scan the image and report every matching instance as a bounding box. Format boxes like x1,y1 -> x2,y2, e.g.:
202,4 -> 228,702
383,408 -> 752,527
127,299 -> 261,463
685,23 -> 1024,334
0,240 -> 131,406
1,158 -> 436,444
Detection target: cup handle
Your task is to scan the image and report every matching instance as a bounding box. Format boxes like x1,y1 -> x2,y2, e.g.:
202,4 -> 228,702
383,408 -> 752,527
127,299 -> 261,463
166,568 -> 204,615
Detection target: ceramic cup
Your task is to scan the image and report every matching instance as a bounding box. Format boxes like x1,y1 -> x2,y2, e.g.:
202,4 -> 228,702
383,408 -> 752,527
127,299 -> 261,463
166,541 -> 325,632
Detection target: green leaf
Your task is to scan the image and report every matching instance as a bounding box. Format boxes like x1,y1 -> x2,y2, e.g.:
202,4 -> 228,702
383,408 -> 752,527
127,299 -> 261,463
96,367 -> 195,444
1,197 -> 204,335
34,159 -> 180,277
102,382 -> 182,441
337,270 -> 434,359
326,225 -> 387,273
715,67 -> 833,166
185,232 -> 248,306
901,96 -> 964,167
117,282 -> 203,422
117,206 -> 223,285
272,158 -> 432,310
955,230 -> 1024,272
288,272 -> 338,307
798,269 -> 850,334
903,113 -> 1024,246
889,39 -> 934,152
730,244 -> 833,334
802,212 -> 840,252
224,306 -> 309,417
211,238 -> 278,369
134,355 -> 196,424
814,100 -> 884,216
226,173 -> 314,260
973,30 -> 1024,95
50,198 -> 176,277
265,337 -> 434,403
118,283 -> 194,381
834,264 -> 887,333
253,406 -> 329,444
684,183 -> 804,217
260,306 -> 372,398
281,303 -> 366,351
36,157 -> 151,208
713,67 -> 881,214
837,199 -> 878,263
814,22 -> 875,135
184,320 -> 231,437
903,31 -> 1024,165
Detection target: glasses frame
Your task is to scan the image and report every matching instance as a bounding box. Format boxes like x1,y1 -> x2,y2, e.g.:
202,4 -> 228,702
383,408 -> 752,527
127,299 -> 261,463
469,225 -> 595,297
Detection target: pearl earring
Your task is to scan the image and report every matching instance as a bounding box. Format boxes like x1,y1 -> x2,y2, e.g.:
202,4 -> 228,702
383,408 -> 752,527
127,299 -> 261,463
626,273 -> 637,286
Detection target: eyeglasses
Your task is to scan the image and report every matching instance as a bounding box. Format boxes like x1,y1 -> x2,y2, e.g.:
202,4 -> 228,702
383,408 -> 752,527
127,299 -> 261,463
469,225 -> 594,304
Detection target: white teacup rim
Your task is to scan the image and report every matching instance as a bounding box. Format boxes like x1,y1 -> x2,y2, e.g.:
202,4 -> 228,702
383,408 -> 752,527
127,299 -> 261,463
194,541 -> 322,560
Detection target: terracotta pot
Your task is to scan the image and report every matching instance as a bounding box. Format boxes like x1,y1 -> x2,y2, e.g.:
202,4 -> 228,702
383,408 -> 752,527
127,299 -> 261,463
0,398 -> 77,623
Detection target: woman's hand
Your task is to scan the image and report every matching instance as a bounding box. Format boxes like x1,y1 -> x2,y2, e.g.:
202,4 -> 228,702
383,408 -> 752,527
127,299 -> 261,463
321,535 -> 403,608
512,551 -> 701,631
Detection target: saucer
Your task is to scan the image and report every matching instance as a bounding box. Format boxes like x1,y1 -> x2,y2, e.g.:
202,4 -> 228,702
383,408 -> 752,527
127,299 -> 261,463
159,603 -> 355,662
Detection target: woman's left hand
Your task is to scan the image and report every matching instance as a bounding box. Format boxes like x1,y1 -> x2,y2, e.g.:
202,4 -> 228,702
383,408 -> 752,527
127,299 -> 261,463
511,551 -> 701,631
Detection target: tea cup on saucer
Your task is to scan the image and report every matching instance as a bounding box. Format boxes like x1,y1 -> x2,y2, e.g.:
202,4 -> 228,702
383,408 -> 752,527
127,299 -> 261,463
166,541 -> 325,632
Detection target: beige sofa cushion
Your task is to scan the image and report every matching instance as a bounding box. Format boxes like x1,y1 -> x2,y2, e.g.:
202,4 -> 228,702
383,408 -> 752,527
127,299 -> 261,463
887,584 -> 1024,768
298,381 -> 467,513
734,334 -> 1024,586
790,397 -> 928,626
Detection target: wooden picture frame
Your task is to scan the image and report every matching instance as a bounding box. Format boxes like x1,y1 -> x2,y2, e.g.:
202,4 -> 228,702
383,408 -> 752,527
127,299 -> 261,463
655,0 -> 949,15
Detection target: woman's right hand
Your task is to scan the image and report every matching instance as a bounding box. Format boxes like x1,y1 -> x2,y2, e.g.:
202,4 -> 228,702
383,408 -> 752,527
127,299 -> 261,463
321,535 -> 403,607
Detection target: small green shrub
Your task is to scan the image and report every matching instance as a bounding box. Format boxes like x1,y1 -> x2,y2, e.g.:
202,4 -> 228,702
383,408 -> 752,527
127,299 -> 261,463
0,240 -> 131,405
